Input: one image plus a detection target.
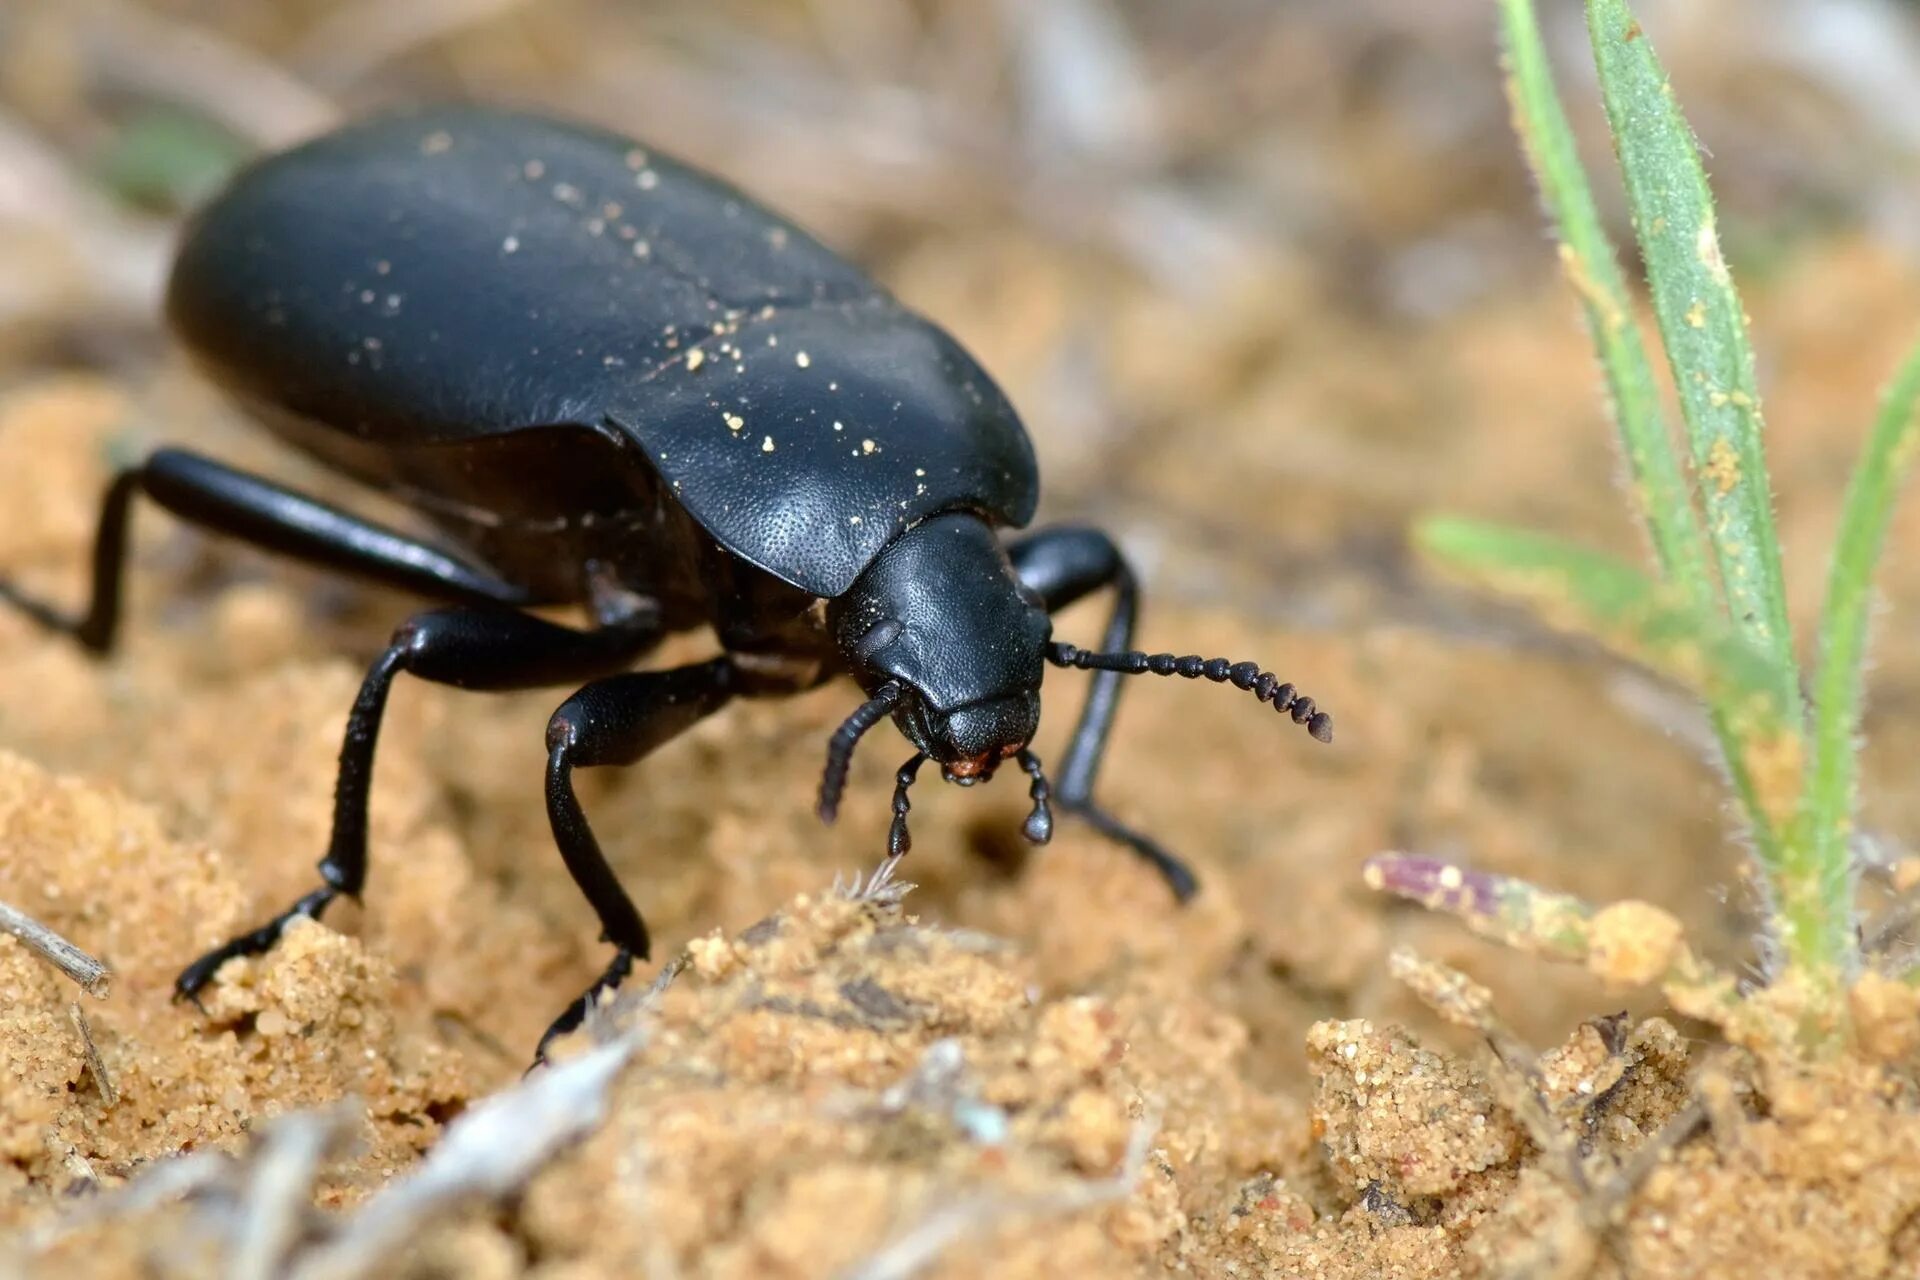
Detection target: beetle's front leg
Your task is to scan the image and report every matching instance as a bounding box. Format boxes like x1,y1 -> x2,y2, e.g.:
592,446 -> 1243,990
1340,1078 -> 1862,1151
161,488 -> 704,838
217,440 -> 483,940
174,605 -> 661,1004
538,657 -> 739,1060
1006,527 -> 1198,901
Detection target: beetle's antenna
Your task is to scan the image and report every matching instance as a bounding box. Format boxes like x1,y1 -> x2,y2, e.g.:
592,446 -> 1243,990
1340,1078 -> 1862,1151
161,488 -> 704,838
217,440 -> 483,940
887,753 -> 926,857
818,682 -> 904,823
1015,749 -> 1053,845
1046,643 -> 1334,743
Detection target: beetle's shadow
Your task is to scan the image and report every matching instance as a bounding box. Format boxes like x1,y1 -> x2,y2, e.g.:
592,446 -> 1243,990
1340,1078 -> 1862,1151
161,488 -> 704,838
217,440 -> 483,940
957,817 -> 1034,888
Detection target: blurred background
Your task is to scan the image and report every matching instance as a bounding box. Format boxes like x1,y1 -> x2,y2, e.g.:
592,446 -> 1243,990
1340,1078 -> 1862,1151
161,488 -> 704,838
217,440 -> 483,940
4,0 -> 1920,1068
5,0 -> 1920,609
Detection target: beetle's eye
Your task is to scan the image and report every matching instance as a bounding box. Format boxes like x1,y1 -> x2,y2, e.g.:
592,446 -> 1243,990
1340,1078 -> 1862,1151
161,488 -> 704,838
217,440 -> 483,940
856,618 -> 904,658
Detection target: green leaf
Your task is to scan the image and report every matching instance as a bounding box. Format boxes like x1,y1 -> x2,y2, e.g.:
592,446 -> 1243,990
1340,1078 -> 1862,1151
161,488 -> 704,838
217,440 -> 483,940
1496,0 -> 1709,606
1585,0 -> 1798,708
1421,516 -> 1786,710
93,110 -> 246,214
1497,0 -> 1790,941
1795,341 -> 1920,974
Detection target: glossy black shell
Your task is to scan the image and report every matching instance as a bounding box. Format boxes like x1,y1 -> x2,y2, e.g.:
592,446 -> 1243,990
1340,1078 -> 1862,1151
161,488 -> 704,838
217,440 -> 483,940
165,107 -> 1040,599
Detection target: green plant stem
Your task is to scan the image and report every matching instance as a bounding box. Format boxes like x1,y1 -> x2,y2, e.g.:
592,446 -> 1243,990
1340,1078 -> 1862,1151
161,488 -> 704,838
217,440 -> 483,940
1364,854 -> 1741,1023
1582,0 -> 1866,1010
1497,0 -> 1708,602
1364,854 -> 1593,960
1501,0 -> 1790,879
1793,342 -> 1920,980
1585,0 -> 1798,708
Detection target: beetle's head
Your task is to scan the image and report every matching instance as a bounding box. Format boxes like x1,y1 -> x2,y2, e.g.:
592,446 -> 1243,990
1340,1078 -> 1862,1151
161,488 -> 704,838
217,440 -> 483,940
820,513 -> 1054,850
815,513 -> 1337,877
827,512 -> 1048,779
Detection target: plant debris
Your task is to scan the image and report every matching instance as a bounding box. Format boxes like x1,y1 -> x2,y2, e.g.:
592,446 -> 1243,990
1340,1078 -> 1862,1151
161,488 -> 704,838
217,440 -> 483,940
0,899 -> 110,996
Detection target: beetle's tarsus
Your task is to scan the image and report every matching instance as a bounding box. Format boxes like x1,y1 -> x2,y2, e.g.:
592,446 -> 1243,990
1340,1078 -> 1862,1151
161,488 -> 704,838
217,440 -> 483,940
173,884 -> 341,1003
533,946 -> 636,1065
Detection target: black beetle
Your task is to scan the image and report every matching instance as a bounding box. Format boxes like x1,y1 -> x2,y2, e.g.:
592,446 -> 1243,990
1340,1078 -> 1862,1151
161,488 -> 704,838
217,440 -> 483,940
1,107 -> 1331,1056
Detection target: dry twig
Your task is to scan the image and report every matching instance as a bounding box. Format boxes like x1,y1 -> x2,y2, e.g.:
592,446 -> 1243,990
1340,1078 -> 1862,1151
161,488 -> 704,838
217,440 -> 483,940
8,1106 -> 358,1264
835,853 -> 916,906
1389,947 -> 1710,1280
837,1116 -> 1159,1280
68,1004 -> 117,1106
0,898 -> 110,996
228,1106 -> 362,1280
290,1039 -> 635,1279
1387,948 -> 1586,1194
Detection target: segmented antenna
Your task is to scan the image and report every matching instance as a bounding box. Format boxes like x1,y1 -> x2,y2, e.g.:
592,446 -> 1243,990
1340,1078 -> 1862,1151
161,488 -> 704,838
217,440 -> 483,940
818,682 -> 904,823
1014,749 -> 1053,845
888,752 -> 926,857
1046,643 -> 1333,743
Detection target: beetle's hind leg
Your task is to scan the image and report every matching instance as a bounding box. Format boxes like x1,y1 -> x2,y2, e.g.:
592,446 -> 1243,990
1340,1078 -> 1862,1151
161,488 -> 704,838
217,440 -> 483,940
176,605 -> 663,1004
537,658 -> 738,1061
0,446 -> 537,653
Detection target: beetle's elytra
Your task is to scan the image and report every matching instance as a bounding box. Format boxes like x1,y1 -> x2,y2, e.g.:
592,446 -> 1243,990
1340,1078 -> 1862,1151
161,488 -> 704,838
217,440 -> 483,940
0,106 -> 1331,1059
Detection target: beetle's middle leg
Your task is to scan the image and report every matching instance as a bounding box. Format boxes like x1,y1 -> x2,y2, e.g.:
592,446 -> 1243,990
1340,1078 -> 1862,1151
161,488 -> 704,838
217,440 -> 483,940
538,657 -> 739,1059
174,605 -> 662,1002
1006,526 -> 1198,900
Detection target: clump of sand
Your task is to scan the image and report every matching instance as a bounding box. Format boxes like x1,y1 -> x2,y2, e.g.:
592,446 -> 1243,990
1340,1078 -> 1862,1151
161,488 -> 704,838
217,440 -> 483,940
0,751 -> 470,1223
11,741 -> 1920,1280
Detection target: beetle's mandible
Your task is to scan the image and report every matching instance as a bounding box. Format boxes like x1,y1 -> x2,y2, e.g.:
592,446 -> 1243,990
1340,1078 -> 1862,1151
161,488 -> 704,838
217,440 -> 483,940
0,107 -> 1332,1059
